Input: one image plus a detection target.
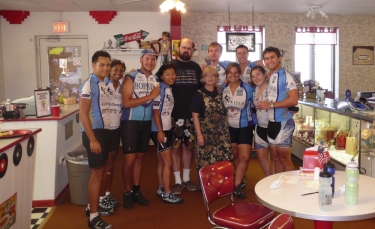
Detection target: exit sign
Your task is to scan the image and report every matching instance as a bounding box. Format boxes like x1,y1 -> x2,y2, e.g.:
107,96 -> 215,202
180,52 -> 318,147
53,22 -> 69,33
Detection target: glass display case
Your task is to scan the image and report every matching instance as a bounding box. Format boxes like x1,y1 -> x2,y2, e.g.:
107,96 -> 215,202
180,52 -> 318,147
292,99 -> 375,177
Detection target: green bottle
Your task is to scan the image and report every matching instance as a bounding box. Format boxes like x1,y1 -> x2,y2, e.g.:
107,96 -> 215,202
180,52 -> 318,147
345,159 -> 359,205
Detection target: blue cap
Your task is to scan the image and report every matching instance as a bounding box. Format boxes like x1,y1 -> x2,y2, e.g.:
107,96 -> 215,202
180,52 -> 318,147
141,49 -> 156,58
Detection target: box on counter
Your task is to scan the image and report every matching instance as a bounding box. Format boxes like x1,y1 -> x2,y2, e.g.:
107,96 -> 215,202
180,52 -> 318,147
302,147 -> 330,173
303,80 -> 316,93
63,97 -> 77,105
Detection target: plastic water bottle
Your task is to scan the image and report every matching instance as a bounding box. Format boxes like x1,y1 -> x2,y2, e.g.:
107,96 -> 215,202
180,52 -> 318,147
324,160 -> 335,197
319,168 -> 332,211
345,89 -> 351,101
5,99 -> 11,111
345,159 -> 359,205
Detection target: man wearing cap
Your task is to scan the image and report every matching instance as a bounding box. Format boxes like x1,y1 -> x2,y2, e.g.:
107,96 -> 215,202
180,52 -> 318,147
120,49 -> 161,209
156,38 -> 202,194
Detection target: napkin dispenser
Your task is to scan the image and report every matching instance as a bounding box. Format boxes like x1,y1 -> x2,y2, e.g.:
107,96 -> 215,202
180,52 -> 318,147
302,147 -> 331,172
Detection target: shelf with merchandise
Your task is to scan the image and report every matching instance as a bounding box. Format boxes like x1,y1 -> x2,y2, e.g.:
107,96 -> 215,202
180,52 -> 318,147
293,99 -> 374,177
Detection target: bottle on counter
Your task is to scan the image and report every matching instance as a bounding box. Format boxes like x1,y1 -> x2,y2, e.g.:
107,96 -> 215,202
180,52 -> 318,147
345,89 -> 351,101
323,160 -> 335,197
345,159 -> 359,205
5,99 -> 11,111
319,168 -> 332,211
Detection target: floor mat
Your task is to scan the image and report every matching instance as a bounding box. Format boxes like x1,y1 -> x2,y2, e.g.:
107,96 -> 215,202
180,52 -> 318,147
31,207 -> 55,229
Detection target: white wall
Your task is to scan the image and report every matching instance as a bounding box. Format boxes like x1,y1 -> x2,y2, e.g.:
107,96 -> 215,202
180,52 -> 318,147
1,12 -> 170,100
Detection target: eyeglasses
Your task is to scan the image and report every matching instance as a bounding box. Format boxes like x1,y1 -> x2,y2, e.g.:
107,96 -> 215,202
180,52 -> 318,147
113,68 -> 125,73
205,74 -> 218,78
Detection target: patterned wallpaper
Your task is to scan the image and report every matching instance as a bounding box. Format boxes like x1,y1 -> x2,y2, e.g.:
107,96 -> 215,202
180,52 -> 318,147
182,12 -> 375,99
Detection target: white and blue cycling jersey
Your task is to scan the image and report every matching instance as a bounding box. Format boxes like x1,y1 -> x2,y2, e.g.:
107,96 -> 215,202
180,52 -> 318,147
107,79 -> 122,129
240,61 -> 257,84
121,70 -> 159,121
151,82 -> 174,132
207,60 -> 230,86
267,67 -> 297,122
79,74 -> 110,131
222,80 -> 257,128
253,85 -> 270,128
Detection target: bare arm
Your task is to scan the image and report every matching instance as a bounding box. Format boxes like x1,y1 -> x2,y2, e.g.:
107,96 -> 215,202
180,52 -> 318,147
79,98 -> 101,154
122,75 -> 161,108
153,109 -> 165,143
257,89 -> 298,110
192,112 -> 204,146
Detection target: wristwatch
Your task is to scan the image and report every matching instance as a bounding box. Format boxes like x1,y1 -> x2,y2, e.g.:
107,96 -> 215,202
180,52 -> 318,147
270,101 -> 274,108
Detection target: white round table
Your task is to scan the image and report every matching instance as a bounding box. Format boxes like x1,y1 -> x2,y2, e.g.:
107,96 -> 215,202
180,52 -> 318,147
255,170 -> 375,229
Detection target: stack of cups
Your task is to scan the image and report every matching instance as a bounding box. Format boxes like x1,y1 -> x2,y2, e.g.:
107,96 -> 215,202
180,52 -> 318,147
314,167 -> 320,181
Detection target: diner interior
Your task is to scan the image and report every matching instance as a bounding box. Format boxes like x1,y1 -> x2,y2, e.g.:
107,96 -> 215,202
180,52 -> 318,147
1,0 -> 375,229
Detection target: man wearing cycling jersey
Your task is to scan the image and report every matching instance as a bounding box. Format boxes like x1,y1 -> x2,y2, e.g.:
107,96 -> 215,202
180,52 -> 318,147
80,50 -> 113,228
120,49 -> 161,209
203,42 -> 230,86
256,46 -> 298,173
235,45 -> 264,84
201,43 -> 262,85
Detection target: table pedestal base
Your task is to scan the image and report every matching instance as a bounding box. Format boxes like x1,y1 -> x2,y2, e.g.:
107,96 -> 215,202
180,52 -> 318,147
314,220 -> 333,229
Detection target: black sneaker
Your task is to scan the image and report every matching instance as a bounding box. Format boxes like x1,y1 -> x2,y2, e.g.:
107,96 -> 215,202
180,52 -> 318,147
98,205 -> 114,216
85,207 -> 90,217
88,215 -> 112,229
100,196 -> 113,208
162,192 -> 184,204
132,190 -> 149,206
123,192 -> 133,209
156,186 -> 164,198
240,179 -> 246,189
233,185 -> 246,199
105,195 -> 119,210
85,206 -> 113,217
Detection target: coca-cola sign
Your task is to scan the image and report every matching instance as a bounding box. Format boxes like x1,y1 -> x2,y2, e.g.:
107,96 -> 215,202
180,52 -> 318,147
122,31 -> 142,43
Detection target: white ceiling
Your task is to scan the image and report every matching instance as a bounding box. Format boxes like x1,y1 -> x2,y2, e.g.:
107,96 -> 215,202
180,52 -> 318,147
0,0 -> 375,15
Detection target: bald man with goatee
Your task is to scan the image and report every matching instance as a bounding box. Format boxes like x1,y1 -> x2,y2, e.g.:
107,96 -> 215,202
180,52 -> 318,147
156,38 -> 202,195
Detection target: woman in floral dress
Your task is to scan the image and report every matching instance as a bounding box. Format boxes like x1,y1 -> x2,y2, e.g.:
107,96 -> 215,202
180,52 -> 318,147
190,66 -> 233,170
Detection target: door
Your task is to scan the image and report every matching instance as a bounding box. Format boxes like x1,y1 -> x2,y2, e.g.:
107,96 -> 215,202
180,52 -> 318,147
38,36 -> 89,101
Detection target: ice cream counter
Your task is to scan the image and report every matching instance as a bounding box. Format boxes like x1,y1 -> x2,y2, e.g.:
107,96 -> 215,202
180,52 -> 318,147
0,128 -> 41,229
0,104 -> 81,207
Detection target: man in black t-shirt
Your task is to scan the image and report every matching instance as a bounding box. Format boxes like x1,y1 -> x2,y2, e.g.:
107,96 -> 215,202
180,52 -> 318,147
157,38 -> 202,194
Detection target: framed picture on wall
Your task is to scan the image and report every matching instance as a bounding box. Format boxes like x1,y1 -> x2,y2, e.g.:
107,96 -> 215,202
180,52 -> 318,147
34,89 -> 52,118
226,33 -> 255,52
353,46 -> 374,65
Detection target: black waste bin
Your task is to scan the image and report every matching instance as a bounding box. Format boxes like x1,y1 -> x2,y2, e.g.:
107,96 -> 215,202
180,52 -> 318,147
64,150 -> 90,205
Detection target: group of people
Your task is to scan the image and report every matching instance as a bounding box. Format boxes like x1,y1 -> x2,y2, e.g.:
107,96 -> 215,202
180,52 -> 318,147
79,38 -> 298,229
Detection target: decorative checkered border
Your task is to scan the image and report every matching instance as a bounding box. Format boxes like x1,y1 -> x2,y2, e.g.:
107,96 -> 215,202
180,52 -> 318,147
31,207 -> 54,229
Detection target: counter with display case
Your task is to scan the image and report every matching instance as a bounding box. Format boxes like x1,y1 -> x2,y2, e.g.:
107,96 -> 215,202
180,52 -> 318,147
293,99 -> 375,177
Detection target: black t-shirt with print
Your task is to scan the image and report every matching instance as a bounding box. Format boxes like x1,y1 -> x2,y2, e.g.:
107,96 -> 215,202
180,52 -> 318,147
157,59 -> 202,119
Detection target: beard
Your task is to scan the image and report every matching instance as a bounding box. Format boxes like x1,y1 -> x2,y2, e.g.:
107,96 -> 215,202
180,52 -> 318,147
178,52 -> 192,61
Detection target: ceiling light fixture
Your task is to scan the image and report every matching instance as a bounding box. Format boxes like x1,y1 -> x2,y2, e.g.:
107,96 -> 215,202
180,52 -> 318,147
160,0 -> 186,13
306,6 -> 328,19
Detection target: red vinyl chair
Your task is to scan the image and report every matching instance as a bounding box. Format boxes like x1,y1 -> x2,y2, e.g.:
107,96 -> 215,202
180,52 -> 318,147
199,161 -> 275,229
268,213 -> 294,229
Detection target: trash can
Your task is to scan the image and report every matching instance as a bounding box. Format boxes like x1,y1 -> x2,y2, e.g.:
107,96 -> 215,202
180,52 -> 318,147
64,150 -> 90,205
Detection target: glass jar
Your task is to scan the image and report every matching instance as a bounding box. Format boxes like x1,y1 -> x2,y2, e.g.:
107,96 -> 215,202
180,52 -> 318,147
336,132 -> 348,150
